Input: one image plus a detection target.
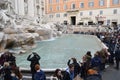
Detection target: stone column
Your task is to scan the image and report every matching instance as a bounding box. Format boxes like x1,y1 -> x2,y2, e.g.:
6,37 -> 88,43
14,0 -> 18,14
14,0 -> 25,15
107,0 -> 110,8
28,0 -> 35,17
18,0 -> 25,15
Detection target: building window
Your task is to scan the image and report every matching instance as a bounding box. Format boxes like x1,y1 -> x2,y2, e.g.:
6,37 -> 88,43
50,6 -> 52,11
112,0 -> 119,4
80,12 -> 83,16
63,13 -> 67,17
49,0 -> 52,4
56,6 -> 60,11
80,2 -> 84,8
89,11 -> 92,16
113,9 -> 117,14
56,0 -> 59,3
63,0 -> 68,2
88,2 -> 94,7
64,4 -> 67,10
99,0 -> 104,6
56,14 -> 60,17
71,3 -> 76,9
100,10 -> 103,15
49,15 -> 53,18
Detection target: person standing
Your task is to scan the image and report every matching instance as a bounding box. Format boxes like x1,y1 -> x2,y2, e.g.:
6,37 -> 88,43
67,58 -> 80,78
27,52 -> 41,80
0,62 -> 12,80
63,64 -> 74,80
34,64 -> 46,80
91,52 -> 101,72
114,47 -> 120,70
6,52 -> 16,67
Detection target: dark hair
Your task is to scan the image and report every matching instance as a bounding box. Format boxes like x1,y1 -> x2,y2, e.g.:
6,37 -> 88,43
71,58 -> 77,63
86,51 -> 91,56
69,64 -> 74,69
54,69 -> 61,77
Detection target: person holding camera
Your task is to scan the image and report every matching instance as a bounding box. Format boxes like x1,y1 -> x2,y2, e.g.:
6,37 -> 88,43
27,52 -> 41,80
67,58 -> 81,78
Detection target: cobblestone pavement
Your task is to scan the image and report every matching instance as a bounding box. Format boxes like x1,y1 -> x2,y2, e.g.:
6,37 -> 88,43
102,65 -> 120,80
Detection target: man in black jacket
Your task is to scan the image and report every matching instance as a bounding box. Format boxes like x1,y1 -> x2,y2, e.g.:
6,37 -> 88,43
27,52 -> 41,80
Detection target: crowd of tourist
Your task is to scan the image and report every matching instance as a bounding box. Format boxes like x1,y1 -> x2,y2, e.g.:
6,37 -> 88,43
54,49 -> 108,80
0,27 -> 119,80
95,29 -> 120,69
52,28 -> 120,80
0,51 -> 22,80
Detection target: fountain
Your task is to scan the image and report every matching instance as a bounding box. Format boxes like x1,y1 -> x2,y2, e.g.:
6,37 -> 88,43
0,0 -> 108,70
0,0 -> 67,53
15,34 -> 107,70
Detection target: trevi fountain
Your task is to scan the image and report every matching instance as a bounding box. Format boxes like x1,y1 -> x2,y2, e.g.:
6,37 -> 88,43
0,0 -> 108,69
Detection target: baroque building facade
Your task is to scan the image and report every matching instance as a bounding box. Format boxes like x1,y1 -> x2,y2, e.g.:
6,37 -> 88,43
2,0 -> 45,23
45,0 -> 120,26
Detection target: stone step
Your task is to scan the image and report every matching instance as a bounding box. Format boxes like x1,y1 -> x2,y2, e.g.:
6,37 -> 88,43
23,75 -> 58,80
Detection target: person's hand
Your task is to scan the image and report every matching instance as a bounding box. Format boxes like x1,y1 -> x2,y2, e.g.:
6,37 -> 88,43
69,58 -> 71,60
29,54 -> 32,56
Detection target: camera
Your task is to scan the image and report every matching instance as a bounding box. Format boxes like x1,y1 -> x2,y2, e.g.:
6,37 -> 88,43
32,52 -> 37,55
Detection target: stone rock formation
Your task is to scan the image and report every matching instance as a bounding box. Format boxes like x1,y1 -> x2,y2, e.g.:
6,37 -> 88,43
0,0 -> 67,53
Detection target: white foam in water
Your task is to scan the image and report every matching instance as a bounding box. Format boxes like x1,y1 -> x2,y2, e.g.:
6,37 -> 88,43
35,37 -> 56,42
42,37 -> 56,41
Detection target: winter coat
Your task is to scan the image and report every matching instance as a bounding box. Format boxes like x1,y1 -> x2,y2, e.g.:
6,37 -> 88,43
63,68 -> 74,80
67,60 -> 80,78
27,54 -> 40,73
115,49 -> 120,60
91,56 -> 101,68
34,70 -> 46,80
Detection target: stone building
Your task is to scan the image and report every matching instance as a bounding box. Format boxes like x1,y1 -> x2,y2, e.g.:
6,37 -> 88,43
45,0 -> 120,26
0,0 -> 45,23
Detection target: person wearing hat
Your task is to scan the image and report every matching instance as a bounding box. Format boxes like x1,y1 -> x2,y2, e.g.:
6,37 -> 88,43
27,52 -> 41,80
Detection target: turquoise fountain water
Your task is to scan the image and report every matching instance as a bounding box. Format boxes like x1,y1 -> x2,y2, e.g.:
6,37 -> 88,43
16,34 -> 103,69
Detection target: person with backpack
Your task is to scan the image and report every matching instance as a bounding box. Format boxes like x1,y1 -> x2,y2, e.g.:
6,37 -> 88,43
86,67 -> 102,80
